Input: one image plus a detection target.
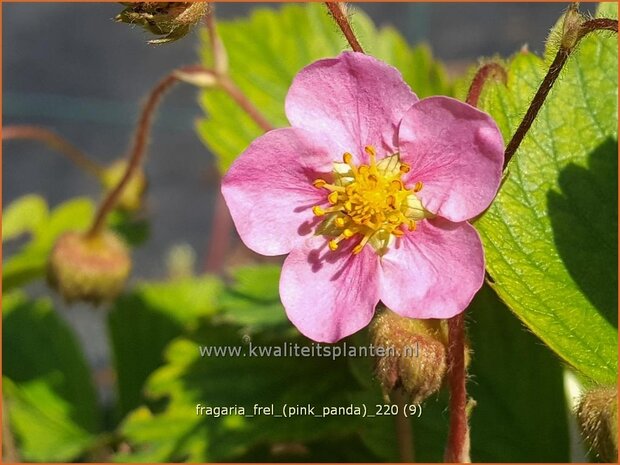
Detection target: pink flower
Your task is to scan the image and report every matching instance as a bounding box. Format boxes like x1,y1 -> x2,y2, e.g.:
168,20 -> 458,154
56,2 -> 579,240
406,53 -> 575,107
222,52 -> 504,343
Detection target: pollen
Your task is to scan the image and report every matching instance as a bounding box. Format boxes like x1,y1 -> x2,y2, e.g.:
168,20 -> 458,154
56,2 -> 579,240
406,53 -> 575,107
312,146 -> 432,255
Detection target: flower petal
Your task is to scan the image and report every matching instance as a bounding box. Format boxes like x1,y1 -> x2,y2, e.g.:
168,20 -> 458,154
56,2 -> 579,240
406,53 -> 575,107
280,236 -> 381,342
285,51 -> 418,163
221,128 -> 333,256
379,218 -> 484,319
399,96 -> 504,222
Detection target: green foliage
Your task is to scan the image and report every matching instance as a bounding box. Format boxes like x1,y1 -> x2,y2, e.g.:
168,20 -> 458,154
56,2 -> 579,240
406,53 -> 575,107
3,194 -> 48,241
3,195 -> 149,292
3,197 -> 94,291
468,286 -> 570,461
108,276 -> 222,417
117,324 -> 371,462
197,3 -> 451,173
3,292 -> 101,461
474,4 -> 618,384
218,264 -> 289,332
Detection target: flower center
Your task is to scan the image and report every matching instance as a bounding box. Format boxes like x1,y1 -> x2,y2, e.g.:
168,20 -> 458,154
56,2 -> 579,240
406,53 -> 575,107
312,146 -> 432,255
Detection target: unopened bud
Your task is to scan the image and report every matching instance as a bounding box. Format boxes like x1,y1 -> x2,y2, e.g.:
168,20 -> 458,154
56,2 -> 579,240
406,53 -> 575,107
577,386 -> 617,462
116,2 -> 210,45
101,160 -> 147,212
370,308 -> 451,403
173,69 -> 218,88
47,231 -> 131,304
561,3 -> 585,50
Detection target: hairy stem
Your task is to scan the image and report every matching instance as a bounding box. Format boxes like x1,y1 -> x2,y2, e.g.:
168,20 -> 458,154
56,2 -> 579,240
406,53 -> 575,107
578,17 -> 618,37
465,63 -> 507,108
503,16 -> 617,169
325,2 -> 364,53
392,390 -> 415,462
3,125 -> 104,178
444,314 -> 470,463
87,73 -> 178,238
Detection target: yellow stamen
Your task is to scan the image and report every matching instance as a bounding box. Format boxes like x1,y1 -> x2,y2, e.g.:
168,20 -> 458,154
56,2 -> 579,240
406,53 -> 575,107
353,234 -> 372,254
312,206 -> 326,216
311,149 -> 431,256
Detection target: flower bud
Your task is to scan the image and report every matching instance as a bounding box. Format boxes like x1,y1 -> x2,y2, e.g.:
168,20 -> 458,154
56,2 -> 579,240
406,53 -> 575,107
577,386 -> 617,462
116,2 -> 210,45
101,160 -> 147,212
47,231 -> 131,304
370,308 -> 451,403
561,3 -> 585,50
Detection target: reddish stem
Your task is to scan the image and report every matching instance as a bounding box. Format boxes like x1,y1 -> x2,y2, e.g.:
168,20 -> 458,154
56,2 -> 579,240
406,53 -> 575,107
465,63 -> 507,108
87,73 -> 178,238
578,18 -> 618,37
325,2 -> 364,53
204,187 -> 234,272
503,16 -> 617,170
444,314 -> 470,462
3,125 -> 104,178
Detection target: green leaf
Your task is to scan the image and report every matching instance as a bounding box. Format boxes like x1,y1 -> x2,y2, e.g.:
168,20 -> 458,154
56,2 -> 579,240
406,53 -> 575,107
117,323 -> 372,462
108,210 -> 150,247
108,276 -> 222,417
2,197 -> 94,291
197,3 -> 451,173
475,4 -> 618,384
468,286 -> 570,461
2,196 -> 147,291
2,194 -> 48,241
218,264 -> 289,331
3,292 -> 100,461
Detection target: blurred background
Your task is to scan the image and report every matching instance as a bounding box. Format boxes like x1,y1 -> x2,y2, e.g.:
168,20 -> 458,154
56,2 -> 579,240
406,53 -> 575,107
3,2 -> 589,453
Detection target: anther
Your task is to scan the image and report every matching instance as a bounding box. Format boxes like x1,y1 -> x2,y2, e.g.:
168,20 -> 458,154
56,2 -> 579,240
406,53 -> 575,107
353,235 -> 371,254
313,179 -> 327,188
343,229 -> 355,238
327,191 -> 339,204
364,145 -> 376,157
400,163 -> 411,173
335,217 -> 346,228
414,181 -> 423,192
328,240 -> 339,251
312,206 -> 326,216
343,152 -> 353,164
